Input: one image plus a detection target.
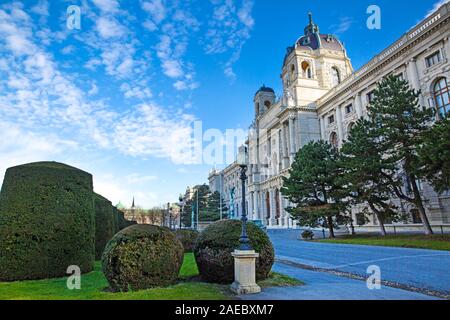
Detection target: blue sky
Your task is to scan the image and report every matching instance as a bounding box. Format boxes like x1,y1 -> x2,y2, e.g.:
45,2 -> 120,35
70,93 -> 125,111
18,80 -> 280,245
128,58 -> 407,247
0,0 -> 445,208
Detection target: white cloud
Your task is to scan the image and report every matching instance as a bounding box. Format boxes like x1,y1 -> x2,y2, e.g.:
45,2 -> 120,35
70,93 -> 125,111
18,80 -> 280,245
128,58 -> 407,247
331,17 -> 353,34
31,0 -> 49,17
96,17 -> 126,39
141,0 -> 167,24
94,174 -> 163,208
203,0 -> 255,80
61,45 -> 75,55
0,121 -> 77,185
162,59 -> 184,78
237,0 -> 254,28
426,0 -> 449,17
120,83 -> 153,99
145,4 -> 200,89
126,173 -> 158,184
143,19 -> 158,31
88,83 -> 99,96
92,0 -> 120,13
113,103 -> 197,164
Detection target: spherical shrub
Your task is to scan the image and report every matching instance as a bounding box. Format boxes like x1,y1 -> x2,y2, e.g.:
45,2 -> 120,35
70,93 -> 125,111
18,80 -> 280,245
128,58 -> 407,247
194,220 -> 274,284
0,162 -> 95,281
102,224 -> 184,292
301,230 -> 315,240
174,229 -> 199,252
94,193 -> 115,260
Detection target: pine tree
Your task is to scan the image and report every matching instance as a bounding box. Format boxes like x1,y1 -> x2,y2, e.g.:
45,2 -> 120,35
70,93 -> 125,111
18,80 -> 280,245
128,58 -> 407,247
339,119 -> 401,236
180,185 -> 213,227
281,141 -> 347,238
368,75 -> 435,234
418,116 -> 450,194
206,191 -> 229,220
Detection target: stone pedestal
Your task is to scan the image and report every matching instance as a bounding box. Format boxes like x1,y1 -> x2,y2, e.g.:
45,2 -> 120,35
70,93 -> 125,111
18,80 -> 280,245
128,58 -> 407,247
230,250 -> 261,295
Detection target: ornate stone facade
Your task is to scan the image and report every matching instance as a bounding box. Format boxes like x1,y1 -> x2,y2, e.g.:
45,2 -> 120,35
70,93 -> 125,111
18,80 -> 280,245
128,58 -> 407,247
208,5 -> 450,230
244,5 -> 450,230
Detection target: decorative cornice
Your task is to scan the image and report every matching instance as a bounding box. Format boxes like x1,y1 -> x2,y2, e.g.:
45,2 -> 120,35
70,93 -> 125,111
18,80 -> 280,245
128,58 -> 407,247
316,4 -> 449,109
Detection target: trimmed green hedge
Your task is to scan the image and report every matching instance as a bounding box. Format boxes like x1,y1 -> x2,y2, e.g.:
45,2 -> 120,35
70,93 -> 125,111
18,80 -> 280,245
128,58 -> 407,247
112,206 -> 120,234
94,193 -> 114,260
0,162 -> 95,281
102,224 -> 184,292
194,220 -> 274,284
174,229 -> 199,252
117,209 -> 136,230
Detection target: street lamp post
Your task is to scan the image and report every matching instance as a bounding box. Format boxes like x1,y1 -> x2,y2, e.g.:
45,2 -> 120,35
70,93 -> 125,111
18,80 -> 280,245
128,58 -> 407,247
231,145 -> 261,295
179,195 -> 184,230
238,164 -> 251,250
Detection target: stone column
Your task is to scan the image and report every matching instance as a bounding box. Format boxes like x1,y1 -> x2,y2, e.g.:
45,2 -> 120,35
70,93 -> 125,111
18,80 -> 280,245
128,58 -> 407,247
336,106 -> 344,146
283,123 -> 290,169
248,192 -> 254,220
288,116 -> 296,163
269,190 -> 275,227
355,93 -> 363,118
407,58 -> 425,106
319,116 -> 326,140
279,192 -> 288,228
253,191 -> 258,220
260,191 -> 266,225
296,112 -> 301,152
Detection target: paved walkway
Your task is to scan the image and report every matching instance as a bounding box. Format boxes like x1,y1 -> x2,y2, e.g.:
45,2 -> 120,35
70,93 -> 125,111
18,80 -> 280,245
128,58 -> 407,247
240,263 -> 440,300
267,230 -> 450,294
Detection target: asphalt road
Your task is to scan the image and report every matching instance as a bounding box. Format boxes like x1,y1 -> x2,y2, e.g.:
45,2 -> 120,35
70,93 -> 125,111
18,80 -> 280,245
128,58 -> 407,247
240,263 -> 439,300
267,229 -> 450,295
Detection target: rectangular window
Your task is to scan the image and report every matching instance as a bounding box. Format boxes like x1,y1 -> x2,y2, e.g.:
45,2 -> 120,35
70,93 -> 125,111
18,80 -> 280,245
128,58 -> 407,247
328,115 -> 335,124
345,104 -> 354,114
426,51 -> 441,68
367,91 -> 376,103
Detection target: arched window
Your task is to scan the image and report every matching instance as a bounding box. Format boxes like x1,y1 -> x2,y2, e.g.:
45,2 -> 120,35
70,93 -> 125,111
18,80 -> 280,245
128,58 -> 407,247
330,132 -> 339,148
264,100 -> 271,108
265,192 -> 271,220
433,77 -> 450,117
301,61 -> 312,79
275,189 -> 281,219
331,67 -> 341,87
290,65 -> 296,81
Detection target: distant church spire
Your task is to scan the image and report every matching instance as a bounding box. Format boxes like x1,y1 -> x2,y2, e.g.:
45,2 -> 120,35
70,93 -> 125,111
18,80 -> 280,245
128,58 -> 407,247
131,197 -> 135,209
304,12 -> 320,35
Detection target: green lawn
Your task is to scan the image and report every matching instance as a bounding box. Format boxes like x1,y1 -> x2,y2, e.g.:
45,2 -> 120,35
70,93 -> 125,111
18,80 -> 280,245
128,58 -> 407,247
0,254 -> 228,300
318,234 -> 450,251
0,253 -> 302,300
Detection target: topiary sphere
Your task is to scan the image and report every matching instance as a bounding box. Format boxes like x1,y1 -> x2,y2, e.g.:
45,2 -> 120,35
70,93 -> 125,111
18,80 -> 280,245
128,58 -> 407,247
174,229 -> 199,252
0,162 -> 95,281
194,220 -> 274,284
102,224 -> 184,292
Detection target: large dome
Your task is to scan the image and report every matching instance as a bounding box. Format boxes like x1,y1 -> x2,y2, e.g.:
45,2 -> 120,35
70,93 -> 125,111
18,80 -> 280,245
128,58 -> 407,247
291,13 -> 345,53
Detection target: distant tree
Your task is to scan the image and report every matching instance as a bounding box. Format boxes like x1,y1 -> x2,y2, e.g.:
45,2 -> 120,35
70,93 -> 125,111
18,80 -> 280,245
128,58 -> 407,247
206,191 -> 229,221
147,207 -> 164,225
367,75 -> 435,234
281,141 -> 348,238
181,197 -> 193,228
180,184 -> 211,227
418,116 -> 450,194
338,119 -> 401,236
